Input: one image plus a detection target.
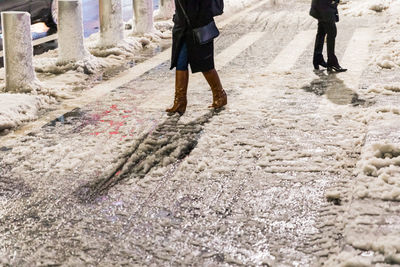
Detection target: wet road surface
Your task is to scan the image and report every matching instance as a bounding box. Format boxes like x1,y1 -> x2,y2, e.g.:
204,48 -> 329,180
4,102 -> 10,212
1,0 -> 400,266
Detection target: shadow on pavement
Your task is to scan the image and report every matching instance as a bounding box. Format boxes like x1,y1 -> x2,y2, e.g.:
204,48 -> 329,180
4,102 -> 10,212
302,70 -> 367,106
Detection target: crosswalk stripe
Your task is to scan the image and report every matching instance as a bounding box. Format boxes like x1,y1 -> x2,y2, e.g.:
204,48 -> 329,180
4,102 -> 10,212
266,30 -> 315,73
216,32 -> 266,70
339,27 -> 374,90
229,30 -> 318,109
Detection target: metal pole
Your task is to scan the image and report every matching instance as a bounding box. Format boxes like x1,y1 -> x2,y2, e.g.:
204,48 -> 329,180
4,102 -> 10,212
99,0 -> 124,47
1,12 -> 40,93
57,0 -> 89,63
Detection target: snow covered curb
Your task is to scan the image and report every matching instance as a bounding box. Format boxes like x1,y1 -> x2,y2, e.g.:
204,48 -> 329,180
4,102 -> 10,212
339,0 -> 400,71
356,140 -> 400,201
323,110 -> 400,266
369,0 -> 400,70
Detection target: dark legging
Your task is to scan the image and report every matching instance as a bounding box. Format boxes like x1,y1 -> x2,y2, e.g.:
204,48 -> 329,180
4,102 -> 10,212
314,21 -> 337,60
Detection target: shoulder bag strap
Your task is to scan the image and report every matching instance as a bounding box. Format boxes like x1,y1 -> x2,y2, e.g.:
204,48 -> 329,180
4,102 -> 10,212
176,0 -> 193,29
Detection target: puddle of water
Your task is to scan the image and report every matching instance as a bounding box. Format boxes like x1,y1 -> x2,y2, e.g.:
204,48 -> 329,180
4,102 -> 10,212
101,42 -> 171,81
0,146 -> 12,152
102,64 -> 131,81
44,108 -> 86,127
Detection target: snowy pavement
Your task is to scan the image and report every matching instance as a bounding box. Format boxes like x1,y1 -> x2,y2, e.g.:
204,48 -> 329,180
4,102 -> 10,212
1,0 -> 400,266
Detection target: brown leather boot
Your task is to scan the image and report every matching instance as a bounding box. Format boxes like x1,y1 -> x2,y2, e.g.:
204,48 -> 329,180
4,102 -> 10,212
166,70 -> 189,115
203,69 -> 227,109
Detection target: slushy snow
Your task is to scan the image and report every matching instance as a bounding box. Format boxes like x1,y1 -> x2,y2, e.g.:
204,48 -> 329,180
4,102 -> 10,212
0,94 -> 54,132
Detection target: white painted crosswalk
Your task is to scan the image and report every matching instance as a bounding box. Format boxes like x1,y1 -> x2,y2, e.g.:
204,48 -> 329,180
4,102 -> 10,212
266,30 -> 315,73
216,32 -> 266,70
340,28 -> 374,90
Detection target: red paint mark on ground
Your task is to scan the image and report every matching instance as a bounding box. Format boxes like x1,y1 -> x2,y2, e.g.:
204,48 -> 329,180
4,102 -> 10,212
116,171 -> 121,176
91,114 -> 102,121
119,136 -> 128,141
85,104 -> 148,137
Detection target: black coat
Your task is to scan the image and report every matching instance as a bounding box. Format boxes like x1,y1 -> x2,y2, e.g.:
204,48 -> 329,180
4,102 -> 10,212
170,0 -> 215,73
310,0 -> 339,22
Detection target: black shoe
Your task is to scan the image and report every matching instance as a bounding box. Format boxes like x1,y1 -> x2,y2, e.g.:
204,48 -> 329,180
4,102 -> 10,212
327,65 -> 347,72
327,55 -> 347,72
313,54 -> 328,70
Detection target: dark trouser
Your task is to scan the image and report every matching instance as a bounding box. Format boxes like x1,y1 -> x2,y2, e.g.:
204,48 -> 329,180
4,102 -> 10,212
314,21 -> 337,63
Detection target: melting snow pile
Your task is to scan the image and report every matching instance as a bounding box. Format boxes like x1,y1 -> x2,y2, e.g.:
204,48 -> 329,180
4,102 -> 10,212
346,234 -> 400,262
367,83 -> 400,94
324,251 -> 373,267
369,0 -> 400,69
34,20 -> 173,75
35,54 -> 103,75
340,0 -> 393,16
0,94 -> 54,132
373,37 -> 400,70
224,0 -> 258,12
356,143 -> 400,200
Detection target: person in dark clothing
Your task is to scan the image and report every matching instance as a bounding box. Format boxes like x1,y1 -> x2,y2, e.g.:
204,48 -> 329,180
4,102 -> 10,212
166,0 -> 227,115
310,0 -> 347,72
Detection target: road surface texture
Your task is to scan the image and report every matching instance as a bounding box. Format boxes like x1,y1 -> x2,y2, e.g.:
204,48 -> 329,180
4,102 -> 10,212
1,0 -> 399,266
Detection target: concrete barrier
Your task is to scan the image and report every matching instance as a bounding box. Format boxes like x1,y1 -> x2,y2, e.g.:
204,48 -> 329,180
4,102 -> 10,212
1,12 -> 40,93
99,0 -> 124,47
133,0 -> 155,35
155,0 -> 175,20
57,0 -> 89,63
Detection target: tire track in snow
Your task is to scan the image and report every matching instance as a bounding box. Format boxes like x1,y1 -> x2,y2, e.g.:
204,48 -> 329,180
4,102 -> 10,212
76,111 -> 219,201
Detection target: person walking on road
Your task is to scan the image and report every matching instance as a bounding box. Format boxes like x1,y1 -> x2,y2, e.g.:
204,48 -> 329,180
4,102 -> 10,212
166,0 -> 227,115
310,0 -> 347,72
